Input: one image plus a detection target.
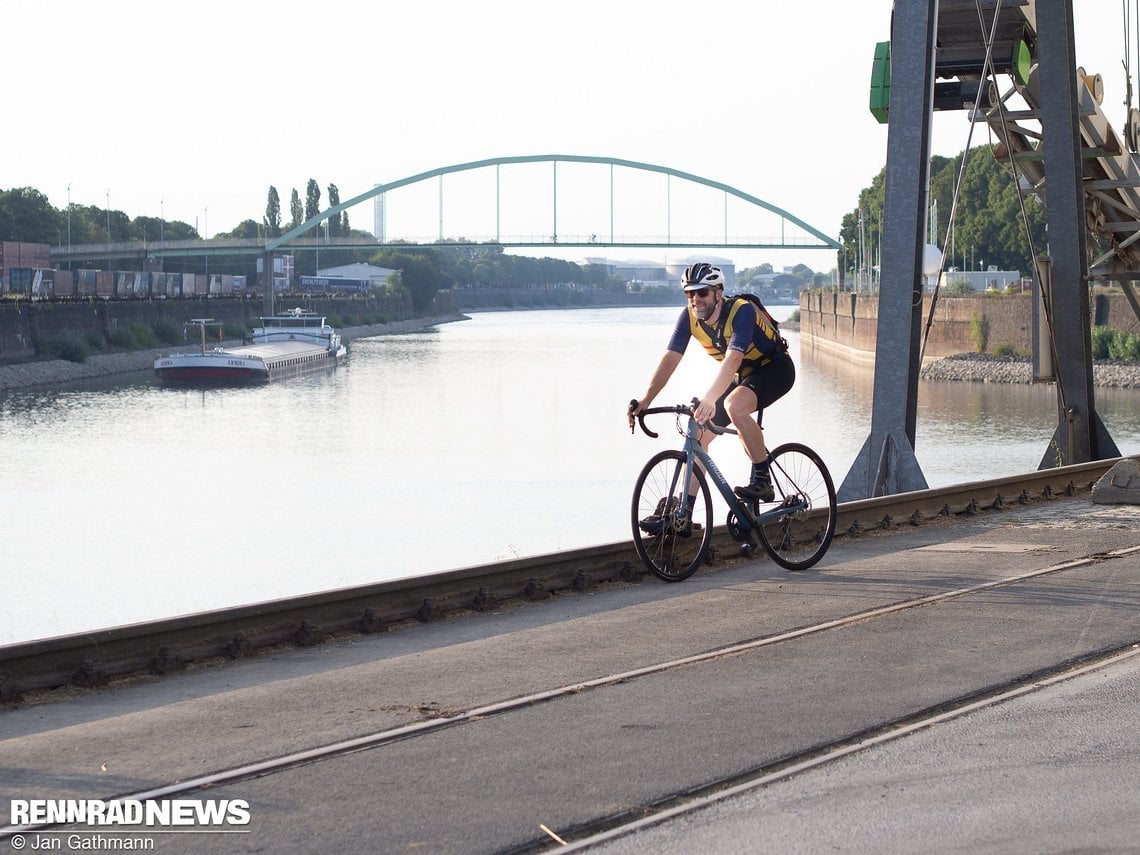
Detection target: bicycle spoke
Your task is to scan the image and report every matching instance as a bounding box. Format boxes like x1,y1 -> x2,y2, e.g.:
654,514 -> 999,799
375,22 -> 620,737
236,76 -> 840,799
631,450 -> 712,582
757,443 -> 837,571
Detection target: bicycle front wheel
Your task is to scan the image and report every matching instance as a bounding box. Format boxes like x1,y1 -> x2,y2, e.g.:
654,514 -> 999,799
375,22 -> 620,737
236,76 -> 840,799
757,443 -> 837,571
631,450 -> 713,582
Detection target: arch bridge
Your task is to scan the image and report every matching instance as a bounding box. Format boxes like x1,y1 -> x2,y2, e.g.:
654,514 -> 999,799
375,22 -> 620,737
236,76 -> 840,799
51,155 -> 839,265
267,154 -> 841,254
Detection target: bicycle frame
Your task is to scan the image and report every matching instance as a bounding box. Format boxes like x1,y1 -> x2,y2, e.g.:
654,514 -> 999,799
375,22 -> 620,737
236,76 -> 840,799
675,414 -> 806,534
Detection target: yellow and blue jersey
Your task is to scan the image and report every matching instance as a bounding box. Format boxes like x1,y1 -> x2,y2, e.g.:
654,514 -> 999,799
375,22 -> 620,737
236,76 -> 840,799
666,296 -> 785,376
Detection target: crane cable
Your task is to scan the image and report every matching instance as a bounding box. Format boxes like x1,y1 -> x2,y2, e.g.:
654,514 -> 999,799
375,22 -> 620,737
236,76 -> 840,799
969,0 -> 1140,413
918,0 -> 1082,426
918,0 -> 1003,364
1124,0 -> 1131,114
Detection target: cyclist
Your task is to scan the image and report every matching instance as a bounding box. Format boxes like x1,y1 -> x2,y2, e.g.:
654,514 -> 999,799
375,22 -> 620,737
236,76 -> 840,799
628,263 -> 795,529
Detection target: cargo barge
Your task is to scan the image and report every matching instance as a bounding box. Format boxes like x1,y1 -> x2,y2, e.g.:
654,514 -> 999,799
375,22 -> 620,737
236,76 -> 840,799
154,309 -> 346,384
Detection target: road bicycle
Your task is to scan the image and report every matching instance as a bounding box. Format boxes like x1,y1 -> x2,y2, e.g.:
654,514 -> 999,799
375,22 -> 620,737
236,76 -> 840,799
629,400 -> 837,581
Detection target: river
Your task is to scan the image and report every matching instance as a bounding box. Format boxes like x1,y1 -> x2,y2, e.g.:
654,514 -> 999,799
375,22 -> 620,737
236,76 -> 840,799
2,305 -> 1139,645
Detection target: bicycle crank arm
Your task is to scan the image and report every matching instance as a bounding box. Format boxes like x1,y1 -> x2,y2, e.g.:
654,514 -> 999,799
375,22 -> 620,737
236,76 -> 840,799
739,496 -> 810,528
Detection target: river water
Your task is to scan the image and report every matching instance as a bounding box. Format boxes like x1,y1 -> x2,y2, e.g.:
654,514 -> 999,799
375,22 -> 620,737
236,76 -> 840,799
2,305 -> 1139,645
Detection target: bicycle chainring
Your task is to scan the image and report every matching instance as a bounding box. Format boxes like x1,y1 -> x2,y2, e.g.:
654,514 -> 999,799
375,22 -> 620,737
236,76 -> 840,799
726,511 -> 754,544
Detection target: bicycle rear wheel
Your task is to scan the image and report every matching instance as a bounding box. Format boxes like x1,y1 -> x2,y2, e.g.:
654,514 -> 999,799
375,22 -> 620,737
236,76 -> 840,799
756,443 -> 836,571
631,450 -> 713,582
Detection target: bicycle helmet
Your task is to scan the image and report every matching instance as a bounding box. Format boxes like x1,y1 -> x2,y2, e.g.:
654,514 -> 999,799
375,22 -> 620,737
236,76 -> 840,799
681,263 -> 725,291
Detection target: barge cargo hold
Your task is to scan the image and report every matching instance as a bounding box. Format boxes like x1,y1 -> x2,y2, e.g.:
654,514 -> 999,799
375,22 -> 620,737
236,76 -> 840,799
154,309 -> 346,384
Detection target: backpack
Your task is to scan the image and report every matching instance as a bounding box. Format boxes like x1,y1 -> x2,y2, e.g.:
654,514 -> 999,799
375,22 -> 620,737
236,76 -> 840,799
727,293 -> 789,354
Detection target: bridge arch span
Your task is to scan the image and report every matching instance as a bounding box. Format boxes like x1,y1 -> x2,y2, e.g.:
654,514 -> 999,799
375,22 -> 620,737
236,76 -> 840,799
268,155 -> 839,252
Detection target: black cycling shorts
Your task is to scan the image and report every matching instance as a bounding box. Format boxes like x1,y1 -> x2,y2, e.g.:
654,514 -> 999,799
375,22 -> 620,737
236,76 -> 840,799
711,353 -> 795,428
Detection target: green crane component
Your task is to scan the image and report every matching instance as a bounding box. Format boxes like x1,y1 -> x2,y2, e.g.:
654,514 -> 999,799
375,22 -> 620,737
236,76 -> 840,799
869,37 -> 1029,125
870,41 -> 891,124
1012,38 -> 1032,85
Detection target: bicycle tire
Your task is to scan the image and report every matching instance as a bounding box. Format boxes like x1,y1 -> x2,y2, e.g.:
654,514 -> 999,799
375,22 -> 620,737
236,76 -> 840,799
631,450 -> 713,582
756,443 -> 836,571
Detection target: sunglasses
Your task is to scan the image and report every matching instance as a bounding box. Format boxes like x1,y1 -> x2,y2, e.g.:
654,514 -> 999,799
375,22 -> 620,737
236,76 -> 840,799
687,287 -> 711,299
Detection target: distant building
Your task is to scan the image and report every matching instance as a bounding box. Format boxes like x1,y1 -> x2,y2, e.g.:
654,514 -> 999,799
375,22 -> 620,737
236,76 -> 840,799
938,268 -> 1022,292
298,262 -> 400,295
748,272 -> 803,305
666,254 -> 736,291
316,263 -> 398,283
584,257 -> 671,288
580,254 -> 740,291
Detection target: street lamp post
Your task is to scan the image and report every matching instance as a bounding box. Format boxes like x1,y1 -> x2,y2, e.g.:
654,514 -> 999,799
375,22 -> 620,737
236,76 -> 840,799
105,189 -> 111,270
159,198 -> 165,273
66,184 -> 72,269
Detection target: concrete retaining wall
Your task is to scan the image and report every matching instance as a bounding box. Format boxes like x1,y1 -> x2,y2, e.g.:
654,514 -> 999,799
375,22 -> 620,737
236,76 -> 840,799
0,293 -> 423,362
799,291 -> 1138,358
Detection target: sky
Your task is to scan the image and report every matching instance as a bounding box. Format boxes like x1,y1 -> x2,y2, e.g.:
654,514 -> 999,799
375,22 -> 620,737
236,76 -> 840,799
3,0 -> 1134,272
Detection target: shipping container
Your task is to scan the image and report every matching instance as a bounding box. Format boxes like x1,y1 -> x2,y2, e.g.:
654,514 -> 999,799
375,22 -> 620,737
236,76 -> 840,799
53,270 -> 77,299
194,274 -> 208,296
76,269 -> 99,297
115,271 -> 133,298
96,271 -> 114,298
8,268 -> 33,295
0,242 -> 51,278
27,247 -> 50,268
31,269 -> 52,300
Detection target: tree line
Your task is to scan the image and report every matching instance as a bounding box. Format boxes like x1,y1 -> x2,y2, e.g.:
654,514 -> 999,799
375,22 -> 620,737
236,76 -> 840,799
0,182 -> 625,313
839,143 -> 1048,278
0,187 -> 200,246
4,144 -> 1056,312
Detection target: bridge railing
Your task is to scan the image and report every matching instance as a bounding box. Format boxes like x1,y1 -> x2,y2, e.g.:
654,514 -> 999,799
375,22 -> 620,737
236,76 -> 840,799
52,231 -> 836,261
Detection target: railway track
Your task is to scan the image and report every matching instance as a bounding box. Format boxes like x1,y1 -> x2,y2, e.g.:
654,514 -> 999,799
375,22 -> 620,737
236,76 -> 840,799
0,457 -> 1132,702
557,641 -> 1140,853
2,531 -> 1138,850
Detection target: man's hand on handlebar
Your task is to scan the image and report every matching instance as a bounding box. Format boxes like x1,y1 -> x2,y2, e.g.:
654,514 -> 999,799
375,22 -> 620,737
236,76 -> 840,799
627,398 -> 643,432
692,397 -> 716,426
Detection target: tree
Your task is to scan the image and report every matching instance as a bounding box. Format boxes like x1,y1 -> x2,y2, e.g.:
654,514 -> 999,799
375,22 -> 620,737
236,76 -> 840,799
132,216 -> 165,242
0,187 -> 61,243
264,186 -> 281,238
327,183 -> 341,237
305,179 -> 321,222
156,219 -> 199,241
839,144 -> 1047,280
289,189 -> 303,230
371,249 -> 453,313
219,219 -> 263,239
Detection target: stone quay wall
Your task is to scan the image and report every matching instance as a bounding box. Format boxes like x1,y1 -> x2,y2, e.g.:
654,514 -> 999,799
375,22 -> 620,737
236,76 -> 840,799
0,293 -> 420,363
799,290 -> 1138,360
